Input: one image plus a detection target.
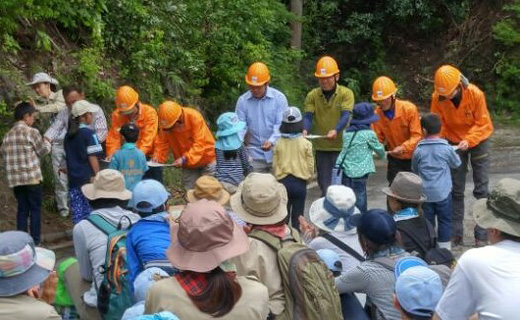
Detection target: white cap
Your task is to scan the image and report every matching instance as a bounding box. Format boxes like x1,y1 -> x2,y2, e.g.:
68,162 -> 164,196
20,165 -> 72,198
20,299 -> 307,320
282,106 -> 302,124
71,100 -> 98,117
26,72 -> 58,86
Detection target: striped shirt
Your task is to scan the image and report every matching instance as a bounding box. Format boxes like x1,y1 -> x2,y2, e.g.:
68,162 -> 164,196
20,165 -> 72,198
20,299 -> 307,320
215,146 -> 253,186
44,104 -> 108,143
0,121 -> 51,188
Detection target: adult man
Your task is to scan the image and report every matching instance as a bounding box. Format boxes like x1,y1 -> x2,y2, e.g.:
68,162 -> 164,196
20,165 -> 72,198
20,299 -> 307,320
27,72 -> 68,217
372,76 -> 422,184
303,56 -> 354,196
236,62 -> 288,173
153,101 -> 216,189
431,65 -> 494,247
435,178 -> 520,320
44,86 -> 108,217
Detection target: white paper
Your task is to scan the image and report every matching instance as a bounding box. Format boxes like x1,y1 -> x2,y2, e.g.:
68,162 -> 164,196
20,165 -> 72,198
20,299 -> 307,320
147,161 -> 175,167
452,145 -> 460,151
305,134 -> 327,140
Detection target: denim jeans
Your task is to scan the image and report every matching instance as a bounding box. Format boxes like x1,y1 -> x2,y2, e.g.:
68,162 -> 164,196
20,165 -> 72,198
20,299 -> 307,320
450,139 -> 490,241
342,174 -> 368,213
13,184 -> 42,244
422,194 -> 452,242
280,175 -> 307,231
316,151 -> 340,196
340,293 -> 369,320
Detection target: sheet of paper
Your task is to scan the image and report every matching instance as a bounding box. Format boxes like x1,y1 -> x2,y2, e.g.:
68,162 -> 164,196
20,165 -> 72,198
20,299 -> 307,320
452,145 -> 460,151
305,134 -> 327,139
147,161 -> 175,167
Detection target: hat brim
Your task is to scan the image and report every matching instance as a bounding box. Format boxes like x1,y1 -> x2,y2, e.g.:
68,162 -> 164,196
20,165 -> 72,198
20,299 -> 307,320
381,187 -> 426,204
473,198 -> 520,237
186,189 -> 231,206
351,114 -> 380,125
394,257 -> 428,278
230,183 -> 288,225
81,183 -> 132,201
309,198 -> 360,232
217,121 -> 246,138
215,136 -> 243,151
0,247 -> 53,297
166,221 -> 249,272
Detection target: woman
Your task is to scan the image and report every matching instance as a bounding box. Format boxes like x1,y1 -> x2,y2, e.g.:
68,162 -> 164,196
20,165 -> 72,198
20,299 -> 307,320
382,171 -> 436,258
145,199 -> 269,319
336,209 -> 409,320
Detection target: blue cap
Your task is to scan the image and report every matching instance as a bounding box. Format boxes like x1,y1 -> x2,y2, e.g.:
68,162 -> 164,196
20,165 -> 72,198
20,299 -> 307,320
316,249 -> 342,273
394,256 -> 428,278
131,179 -> 170,213
395,265 -> 443,317
355,209 -> 396,245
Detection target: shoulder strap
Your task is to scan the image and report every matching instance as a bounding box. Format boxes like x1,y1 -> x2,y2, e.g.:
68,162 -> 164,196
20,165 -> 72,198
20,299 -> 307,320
372,257 -> 396,272
396,222 -> 429,255
248,229 -> 283,251
88,214 -> 117,235
322,233 -> 365,262
337,130 -> 359,167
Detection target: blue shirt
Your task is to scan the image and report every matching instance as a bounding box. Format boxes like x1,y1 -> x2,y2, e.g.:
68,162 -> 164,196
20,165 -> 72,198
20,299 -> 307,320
412,138 -> 461,202
109,142 -> 148,191
126,213 -> 171,286
64,125 -> 103,188
215,146 -> 253,186
235,86 -> 288,163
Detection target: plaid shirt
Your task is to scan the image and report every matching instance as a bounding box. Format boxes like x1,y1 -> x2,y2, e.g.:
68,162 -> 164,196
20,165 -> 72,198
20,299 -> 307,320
44,104 -> 108,143
0,121 -> 51,187
175,271 -> 237,296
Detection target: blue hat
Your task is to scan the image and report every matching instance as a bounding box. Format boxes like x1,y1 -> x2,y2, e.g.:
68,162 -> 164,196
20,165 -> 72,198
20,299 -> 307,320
316,249 -> 342,273
394,256 -> 428,278
395,265 -> 443,317
216,112 -> 246,138
355,209 -> 396,245
131,179 -> 170,213
351,102 -> 379,125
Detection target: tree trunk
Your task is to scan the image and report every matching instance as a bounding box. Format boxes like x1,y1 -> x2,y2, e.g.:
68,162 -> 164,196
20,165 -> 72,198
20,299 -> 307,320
290,0 -> 303,50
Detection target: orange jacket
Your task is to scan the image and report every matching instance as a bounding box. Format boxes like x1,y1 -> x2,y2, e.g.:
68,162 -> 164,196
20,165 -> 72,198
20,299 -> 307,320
106,103 -> 158,158
430,84 -> 493,148
373,99 -> 422,160
153,107 -> 216,168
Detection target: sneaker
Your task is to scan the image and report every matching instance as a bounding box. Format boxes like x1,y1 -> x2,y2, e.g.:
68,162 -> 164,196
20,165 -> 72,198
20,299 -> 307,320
59,210 -> 69,218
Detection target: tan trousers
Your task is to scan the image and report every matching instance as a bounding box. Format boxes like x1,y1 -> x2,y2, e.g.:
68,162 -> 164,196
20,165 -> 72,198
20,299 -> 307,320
63,262 -> 102,320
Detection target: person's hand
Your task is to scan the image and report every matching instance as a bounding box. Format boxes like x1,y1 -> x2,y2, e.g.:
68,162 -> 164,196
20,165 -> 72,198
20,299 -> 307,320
261,141 -> 273,151
40,271 -> 57,304
299,216 -> 319,241
458,140 -> 469,151
172,157 -> 184,167
302,130 -> 308,137
389,145 -> 405,156
327,130 -> 338,140
27,285 -> 41,299
242,224 -> 252,234
58,167 -> 67,175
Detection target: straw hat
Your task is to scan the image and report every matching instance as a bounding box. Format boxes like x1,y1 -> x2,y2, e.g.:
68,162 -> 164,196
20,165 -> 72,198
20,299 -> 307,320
81,169 -> 132,201
166,199 -> 249,273
230,173 -> 288,225
186,176 -> 230,205
382,172 -> 426,203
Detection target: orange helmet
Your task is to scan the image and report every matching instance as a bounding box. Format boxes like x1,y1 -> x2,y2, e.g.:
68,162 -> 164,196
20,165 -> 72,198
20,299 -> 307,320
434,65 -> 462,96
314,56 -> 340,78
245,62 -> 270,86
158,100 -> 182,128
372,76 -> 397,101
115,86 -> 139,112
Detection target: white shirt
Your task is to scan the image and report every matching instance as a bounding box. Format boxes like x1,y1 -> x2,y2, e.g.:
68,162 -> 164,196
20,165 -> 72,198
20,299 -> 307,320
436,240 -> 520,320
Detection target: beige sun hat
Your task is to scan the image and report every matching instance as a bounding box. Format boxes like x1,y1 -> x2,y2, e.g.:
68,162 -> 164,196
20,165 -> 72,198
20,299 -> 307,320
309,185 -> 361,232
81,169 -> 132,201
71,100 -> 98,118
167,199 -> 249,273
382,172 -> 427,203
186,175 -> 230,205
473,178 -> 520,237
230,173 -> 288,225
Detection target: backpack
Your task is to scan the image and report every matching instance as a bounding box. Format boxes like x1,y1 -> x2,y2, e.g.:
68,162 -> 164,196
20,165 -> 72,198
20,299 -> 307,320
88,214 -> 134,320
396,217 -> 455,268
249,228 -> 343,320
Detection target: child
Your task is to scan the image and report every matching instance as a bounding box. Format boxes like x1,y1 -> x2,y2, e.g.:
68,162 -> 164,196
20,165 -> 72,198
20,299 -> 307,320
335,102 -> 385,213
412,113 -> 461,250
64,100 -> 103,223
273,107 -> 314,230
1,102 -> 51,245
214,112 -> 253,194
109,123 -> 148,191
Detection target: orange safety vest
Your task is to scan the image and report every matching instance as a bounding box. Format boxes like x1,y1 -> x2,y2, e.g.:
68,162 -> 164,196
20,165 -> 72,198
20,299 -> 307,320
430,83 -> 493,148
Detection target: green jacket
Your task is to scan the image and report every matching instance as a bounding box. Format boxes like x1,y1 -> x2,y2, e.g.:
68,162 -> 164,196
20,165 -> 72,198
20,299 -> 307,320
336,129 -> 386,178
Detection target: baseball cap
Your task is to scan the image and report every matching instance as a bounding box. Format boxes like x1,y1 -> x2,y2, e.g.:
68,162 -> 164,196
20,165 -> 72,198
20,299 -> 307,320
355,209 -> 396,245
71,100 -> 98,118
131,179 -> 170,213
395,259 -> 443,318
282,107 -> 303,124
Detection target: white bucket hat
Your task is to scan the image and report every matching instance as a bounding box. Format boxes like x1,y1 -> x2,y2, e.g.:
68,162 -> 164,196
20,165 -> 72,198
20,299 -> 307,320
309,185 -> 360,232
26,72 -> 59,86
